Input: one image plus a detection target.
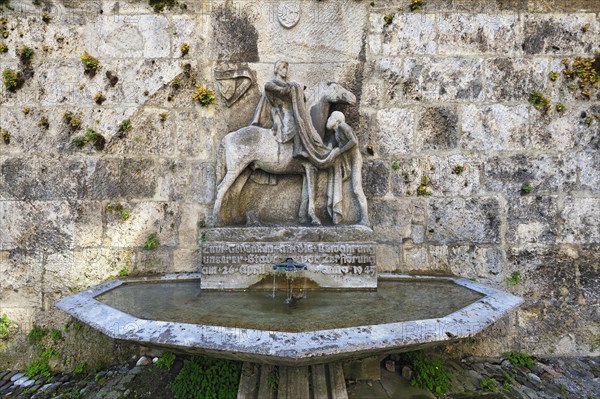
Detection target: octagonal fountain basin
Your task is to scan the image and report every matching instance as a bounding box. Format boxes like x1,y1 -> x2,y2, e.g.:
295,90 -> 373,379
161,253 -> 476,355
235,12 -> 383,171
55,274 -> 522,366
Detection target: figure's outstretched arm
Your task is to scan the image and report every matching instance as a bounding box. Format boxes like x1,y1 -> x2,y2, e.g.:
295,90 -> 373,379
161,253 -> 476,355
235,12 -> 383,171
265,81 -> 291,95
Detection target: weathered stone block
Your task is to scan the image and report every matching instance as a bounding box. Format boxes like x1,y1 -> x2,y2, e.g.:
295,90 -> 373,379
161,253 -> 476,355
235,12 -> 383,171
0,248 -> 44,291
112,59 -> 182,105
427,198 -> 501,244
369,199 -> 426,242
103,201 -> 180,248
120,158 -> 159,199
438,14 -> 521,55
85,158 -> 123,199
577,152 -> 600,192
382,13 -> 436,56
157,159 -> 188,201
429,245 -> 503,284
415,106 -> 458,151
375,108 -> 415,156
133,249 -> 173,274
522,14 -> 599,55
506,196 -> 558,245
378,58 -> 403,104
190,161 -> 216,204
460,104 -> 529,152
107,107 -> 175,155
362,160 -> 389,197
484,58 -> 549,101
85,15 -> 171,59
390,156 -> 481,197
2,157 -> 87,200
528,104 -> 600,151
74,201 -> 103,247
175,110 -> 214,159
559,197 -> 600,244
403,58 -> 483,102
376,244 -> 401,272
484,154 -> 578,195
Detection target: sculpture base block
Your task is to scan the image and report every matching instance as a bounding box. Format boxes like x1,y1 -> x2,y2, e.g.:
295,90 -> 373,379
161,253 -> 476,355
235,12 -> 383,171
201,226 -> 376,290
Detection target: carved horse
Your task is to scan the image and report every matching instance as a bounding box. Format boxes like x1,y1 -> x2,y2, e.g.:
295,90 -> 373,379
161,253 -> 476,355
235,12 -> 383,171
213,82 -> 356,225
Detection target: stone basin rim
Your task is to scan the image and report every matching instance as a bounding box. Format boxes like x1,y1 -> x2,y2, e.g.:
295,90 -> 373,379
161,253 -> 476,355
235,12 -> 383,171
54,273 -> 523,366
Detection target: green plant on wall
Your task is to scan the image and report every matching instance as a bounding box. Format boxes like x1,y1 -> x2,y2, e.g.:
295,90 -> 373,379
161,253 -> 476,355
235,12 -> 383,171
561,55 -> 600,100
2,68 -> 18,90
0,314 -> 10,337
521,183 -> 533,194
417,176 -> 431,196
144,232 -> 159,250
1,127 -> 10,145
80,50 -> 100,75
64,111 -> 82,129
180,42 -> 190,57
0,42 -> 7,53
504,351 -> 534,368
192,83 -> 216,106
480,376 -> 498,392
528,90 -> 550,112
18,45 -> 34,62
507,271 -> 521,286
410,0 -> 425,11
155,351 -> 176,369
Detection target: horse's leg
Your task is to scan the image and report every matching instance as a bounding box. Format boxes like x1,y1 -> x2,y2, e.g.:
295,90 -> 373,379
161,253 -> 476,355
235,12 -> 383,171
228,168 -> 252,221
303,164 -> 322,226
298,176 -> 309,224
213,168 -> 244,225
350,151 -> 370,226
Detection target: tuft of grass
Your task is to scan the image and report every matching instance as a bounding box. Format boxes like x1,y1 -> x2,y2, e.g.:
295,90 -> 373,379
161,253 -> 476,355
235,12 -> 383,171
159,112 -> 169,122
1,127 -> 10,144
72,127 -> 105,150
25,358 -> 51,380
149,0 -> 179,13
416,175 -> 431,196
50,328 -> 62,342
38,116 -> 49,129
452,164 -> 464,175
0,42 -> 7,53
391,160 -> 400,170
548,71 -> 559,81
555,102 -> 565,113
409,0 -> 425,11
41,11 -> 52,23
144,232 -> 159,250
118,267 -> 128,277
93,92 -> 106,104
480,377 -> 498,392
561,56 -> 600,100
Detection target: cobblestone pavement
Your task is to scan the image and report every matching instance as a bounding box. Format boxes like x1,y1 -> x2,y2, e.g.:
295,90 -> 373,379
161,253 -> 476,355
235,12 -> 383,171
0,356 -> 598,398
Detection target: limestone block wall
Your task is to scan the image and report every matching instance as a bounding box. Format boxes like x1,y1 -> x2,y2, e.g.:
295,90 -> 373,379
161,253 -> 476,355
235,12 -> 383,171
0,0 -> 598,364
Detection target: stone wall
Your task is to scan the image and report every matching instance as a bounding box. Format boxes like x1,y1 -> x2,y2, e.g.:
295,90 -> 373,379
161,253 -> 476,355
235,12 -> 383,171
0,0 -> 598,365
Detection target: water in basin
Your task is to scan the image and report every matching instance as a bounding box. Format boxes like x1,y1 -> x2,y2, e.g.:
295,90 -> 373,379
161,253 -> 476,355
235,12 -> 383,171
96,279 -> 484,333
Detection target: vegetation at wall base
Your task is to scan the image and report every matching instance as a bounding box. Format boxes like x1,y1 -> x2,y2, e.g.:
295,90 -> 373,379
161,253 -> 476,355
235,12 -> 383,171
406,351 -> 451,396
169,356 -> 242,399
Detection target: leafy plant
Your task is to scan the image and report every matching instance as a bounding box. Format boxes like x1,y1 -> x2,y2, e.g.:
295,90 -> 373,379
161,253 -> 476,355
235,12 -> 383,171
118,267 -> 128,277
548,71 -> 559,81
452,164 -> 464,175
119,119 -> 132,133
555,102 -> 565,113
192,83 -> 216,107
0,17 -> 8,39
507,271 -> 521,286
561,56 -> 600,100
268,368 -> 278,391
180,43 -> 190,56
50,328 -> 62,342
160,112 -> 169,122
93,92 -> 106,104
172,78 -> 181,89
18,45 -> 34,62
480,376 -> 498,392
149,0 -> 179,13
2,68 -> 18,90
521,182 -> 532,194
0,314 -> 10,337
391,160 -> 400,170
63,111 -> 82,129
144,232 -> 159,250
558,383 -> 568,395
41,11 -> 52,23
0,42 -> 7,53
410,0 -> 425,11
38,116 -> 49,129
73,362 -> 87,375
80,51 -> 100,74
416,176 -> 431,196
504,351 -> 534,368
407,352 -> 451,396
1,128 -> 10,144
169,356 -> 242,399
73,127 -> 105,149
383,13 -> 395,26
528,90 -> 550,112
27,325 -> 49,344
155,351 -> 176,369
25,358 -> 51,380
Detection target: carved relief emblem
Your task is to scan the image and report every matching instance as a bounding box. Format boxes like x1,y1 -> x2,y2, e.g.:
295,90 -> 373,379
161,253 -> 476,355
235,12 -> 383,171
214,64 -> 256,107
277,3 -> 301,29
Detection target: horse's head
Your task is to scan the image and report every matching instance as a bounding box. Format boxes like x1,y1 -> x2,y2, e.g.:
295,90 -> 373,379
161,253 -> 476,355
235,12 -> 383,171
322,82 -> 357,105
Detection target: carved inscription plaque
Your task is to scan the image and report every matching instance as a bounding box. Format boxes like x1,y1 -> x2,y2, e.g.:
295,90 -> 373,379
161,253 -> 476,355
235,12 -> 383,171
200,242 -> 377,289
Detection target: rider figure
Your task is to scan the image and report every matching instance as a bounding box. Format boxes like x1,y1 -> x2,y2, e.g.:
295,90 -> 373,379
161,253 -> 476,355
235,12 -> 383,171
252,60 -> 337,168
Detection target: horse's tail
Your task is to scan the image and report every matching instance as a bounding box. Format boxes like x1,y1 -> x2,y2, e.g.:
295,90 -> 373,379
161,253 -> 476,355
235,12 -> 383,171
216,138 -> 226,185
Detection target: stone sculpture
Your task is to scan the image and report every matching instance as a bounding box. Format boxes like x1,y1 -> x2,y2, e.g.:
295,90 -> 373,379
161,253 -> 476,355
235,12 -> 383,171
213,61 -> 369,226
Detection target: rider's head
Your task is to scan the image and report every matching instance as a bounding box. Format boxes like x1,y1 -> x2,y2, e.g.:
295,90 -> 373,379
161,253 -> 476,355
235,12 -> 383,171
274,60 -> 289,79
326,111 -> 345,130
